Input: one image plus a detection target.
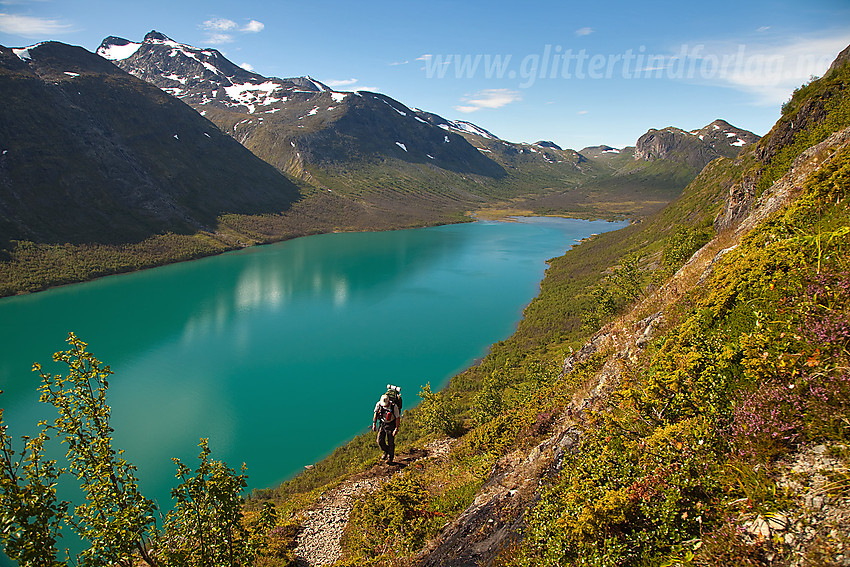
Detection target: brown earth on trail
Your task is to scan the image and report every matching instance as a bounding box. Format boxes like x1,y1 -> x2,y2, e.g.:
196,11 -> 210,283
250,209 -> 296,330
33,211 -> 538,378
294,443 -> 448,567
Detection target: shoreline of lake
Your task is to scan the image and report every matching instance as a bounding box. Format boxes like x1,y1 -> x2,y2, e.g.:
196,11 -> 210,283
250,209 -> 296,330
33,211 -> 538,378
0,211 -> 631,299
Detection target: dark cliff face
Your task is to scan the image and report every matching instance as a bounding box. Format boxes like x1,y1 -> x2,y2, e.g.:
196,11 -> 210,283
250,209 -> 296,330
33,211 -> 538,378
0,41 -> 300,245
634,119 -> 759,169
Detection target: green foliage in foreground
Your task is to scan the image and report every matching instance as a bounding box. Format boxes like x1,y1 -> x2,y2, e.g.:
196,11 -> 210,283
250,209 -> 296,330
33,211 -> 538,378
417,382 -> 464,437
35,337 -> 158,566
499,142 -> 850,567
0,334 -> 287,567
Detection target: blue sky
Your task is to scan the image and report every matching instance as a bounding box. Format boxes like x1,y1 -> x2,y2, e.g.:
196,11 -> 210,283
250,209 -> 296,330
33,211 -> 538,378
2,0 -> 850,149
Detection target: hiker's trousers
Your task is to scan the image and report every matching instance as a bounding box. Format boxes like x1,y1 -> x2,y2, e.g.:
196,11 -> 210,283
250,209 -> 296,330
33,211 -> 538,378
377,422 -> 396,461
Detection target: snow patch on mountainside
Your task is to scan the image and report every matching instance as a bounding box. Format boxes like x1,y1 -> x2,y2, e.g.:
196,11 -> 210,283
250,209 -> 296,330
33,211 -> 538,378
11,44 -> 46,61
306,77 -> 327,92
448,120 -> 498,139
97,41 -> 141,61
223,81 -> 284,111
163,73 -> 187,84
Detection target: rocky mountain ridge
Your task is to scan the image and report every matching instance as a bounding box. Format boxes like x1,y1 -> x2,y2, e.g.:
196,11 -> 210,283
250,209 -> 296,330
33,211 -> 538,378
634,118 -> 760,169
97,32 -> 759,189
97,31 -> 506,180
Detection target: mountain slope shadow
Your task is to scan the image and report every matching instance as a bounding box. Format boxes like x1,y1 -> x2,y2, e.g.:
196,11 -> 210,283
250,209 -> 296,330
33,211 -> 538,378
0,42 -> 301,246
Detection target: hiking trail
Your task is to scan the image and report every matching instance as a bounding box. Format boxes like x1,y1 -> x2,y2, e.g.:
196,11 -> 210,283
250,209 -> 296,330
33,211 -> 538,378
294,438 -> 454,567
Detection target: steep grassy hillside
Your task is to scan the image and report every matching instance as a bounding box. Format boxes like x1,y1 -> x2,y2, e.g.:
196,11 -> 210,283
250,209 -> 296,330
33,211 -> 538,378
247,46 -> 850,567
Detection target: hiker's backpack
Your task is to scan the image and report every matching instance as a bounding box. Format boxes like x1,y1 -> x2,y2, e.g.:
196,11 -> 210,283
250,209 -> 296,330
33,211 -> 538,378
386,384 -> 403,412
379,385 -> 403,423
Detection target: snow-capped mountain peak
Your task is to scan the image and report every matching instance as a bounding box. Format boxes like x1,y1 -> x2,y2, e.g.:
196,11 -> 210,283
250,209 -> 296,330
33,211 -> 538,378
97,31 -> 335,115
96,31 -> 506,179
634,118 -> 760,168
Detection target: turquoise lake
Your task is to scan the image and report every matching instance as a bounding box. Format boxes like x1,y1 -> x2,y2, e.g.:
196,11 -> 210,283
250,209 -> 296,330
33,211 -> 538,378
0,216 -> 625,559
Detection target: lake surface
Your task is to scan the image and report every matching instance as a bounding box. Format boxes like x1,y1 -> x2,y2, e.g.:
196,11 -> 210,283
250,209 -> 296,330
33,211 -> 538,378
0,216 -> 624,557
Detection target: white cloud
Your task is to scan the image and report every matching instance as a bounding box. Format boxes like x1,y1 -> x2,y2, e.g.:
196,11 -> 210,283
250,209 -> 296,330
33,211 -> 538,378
199,17 -> 264,44
693,34 -> 850,106
575,27 -> 593,37
389,60 -> 409,66
240,62 -> 254,71
577,110 -> 589,115
416,54 -> 432,61
242,20 -> 264,33
454,89 -> 522,113
0,12 -> 73,36
201,18 -> 237,32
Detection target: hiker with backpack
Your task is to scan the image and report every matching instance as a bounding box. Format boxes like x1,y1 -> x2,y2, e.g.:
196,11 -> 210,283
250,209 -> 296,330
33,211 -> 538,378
372,385 -> 402,464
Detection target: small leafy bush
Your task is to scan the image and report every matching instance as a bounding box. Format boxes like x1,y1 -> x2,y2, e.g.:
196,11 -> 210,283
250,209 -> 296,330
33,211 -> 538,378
661,224 -> 714,272
418,382 -> 464,438
339,475 -> 442,566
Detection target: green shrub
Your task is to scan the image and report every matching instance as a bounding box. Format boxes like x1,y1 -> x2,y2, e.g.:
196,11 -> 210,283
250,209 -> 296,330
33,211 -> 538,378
339,475 -> 441,565
417,383 -> 464,438
661,224 -> 713,272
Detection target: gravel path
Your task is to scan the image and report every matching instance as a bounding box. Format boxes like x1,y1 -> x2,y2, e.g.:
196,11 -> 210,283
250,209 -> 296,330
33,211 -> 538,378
294,475 -> 388,567
294,439 -> 454,567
